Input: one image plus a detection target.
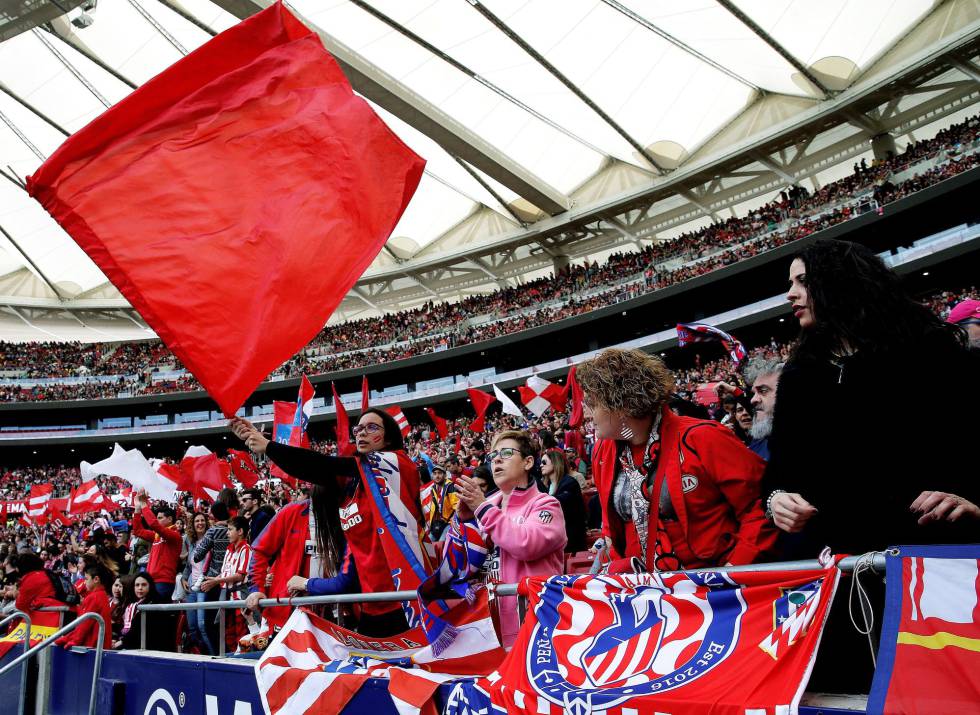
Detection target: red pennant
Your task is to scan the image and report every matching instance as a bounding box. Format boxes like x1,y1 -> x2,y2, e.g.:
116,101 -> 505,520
466,389 -> 496,433
26,3 -> 425,416
425,408 -> 448,441
227,449 -> 261,488
361,376 -> 370,413
332,383 -> 356,457
567,365 -> 584,428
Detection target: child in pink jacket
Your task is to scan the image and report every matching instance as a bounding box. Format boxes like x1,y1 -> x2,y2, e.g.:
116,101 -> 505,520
455,430 -> 567,647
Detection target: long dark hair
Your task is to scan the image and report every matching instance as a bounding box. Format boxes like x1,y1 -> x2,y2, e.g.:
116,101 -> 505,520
310,484 -> 343,579
790,239 -> 963,361
133,571 -> 161,603
360,407 -> 405,451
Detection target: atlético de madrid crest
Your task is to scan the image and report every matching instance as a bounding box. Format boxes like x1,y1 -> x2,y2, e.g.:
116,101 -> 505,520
525,572 -> 745,713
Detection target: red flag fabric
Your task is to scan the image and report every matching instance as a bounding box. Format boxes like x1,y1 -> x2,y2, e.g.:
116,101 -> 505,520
517,375 -> 566,417
466,389 -> 496,433
269,376 -> 315,483
68,480 -> 108,515
227,449 -> 261,488
425,408 -> 448,441
567,365 -> 584,428
332,383 -> 356,457
177,452 -> 232,502
361,376 -> 370,413
47,508 -> 74,530
481,567 -> 839,714
28,483 -> 53,525
386,405 -> 411,437
868,545 -> 980,714
26,2 -> 425,417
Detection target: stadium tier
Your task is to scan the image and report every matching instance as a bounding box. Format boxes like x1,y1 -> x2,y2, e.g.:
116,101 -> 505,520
2,3 -> 980,715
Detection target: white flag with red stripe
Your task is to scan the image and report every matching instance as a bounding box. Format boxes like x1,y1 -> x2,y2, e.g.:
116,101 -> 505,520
68,479 -> 108,515
27,483 -> 53,524
517,375 -> 566,417
386,405 -> 411,437
255,590 -> 504,715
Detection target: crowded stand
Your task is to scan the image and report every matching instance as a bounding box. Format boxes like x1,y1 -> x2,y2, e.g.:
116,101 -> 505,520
2,112 -> 979,404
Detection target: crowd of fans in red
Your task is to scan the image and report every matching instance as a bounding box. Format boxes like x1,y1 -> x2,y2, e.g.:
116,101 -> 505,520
1,113 -> 977,404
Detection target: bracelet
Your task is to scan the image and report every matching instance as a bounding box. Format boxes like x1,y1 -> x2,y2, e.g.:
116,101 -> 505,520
765,490 -> 785,521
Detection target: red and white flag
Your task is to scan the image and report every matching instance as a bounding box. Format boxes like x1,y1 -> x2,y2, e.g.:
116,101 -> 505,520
868,545 -> 980,713
68,480 -> 108,515
81,444 -> 179,501
227,449 -> 261,488
386,405 -> 411,437
469,566 -> 840,715
518,375 -> 567,417
27,483 -> 53,524
256,590 -> 504,715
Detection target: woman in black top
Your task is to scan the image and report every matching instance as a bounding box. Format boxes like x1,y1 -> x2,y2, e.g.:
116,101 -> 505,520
764,239 -> 978,555
538,448 -> 587,553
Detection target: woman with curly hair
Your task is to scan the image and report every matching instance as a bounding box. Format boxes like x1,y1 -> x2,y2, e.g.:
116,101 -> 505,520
764,239 -> 978,554
578,348 -> 776,573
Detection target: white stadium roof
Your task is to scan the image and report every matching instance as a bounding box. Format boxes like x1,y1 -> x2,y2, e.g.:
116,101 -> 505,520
1,0 -> 980,341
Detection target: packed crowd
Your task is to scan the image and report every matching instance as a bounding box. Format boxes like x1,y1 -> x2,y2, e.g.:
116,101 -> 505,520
2,113 -> 979,402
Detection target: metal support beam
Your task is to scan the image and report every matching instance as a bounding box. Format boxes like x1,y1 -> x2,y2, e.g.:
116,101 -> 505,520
600,0 -> 760,93
452,157 -> 527,226
403,272 -> 440,299
44,23 -> 139,90
154,0 -> 218,37
209,0 -> 571,216
352,287 -> 380,312
468,257 -> 509,289
750,151 -> 795,183
31,28 -> 110,107
679,189 -> 720,222
465,0 -> 668,174
0,109 -> 44,161
605,216 -> 646,251
0,223 -> 66,301
126,0 -> 188,55
714,0 -> 832,99
951,57 -> 980,84
348,0 -> 607,159
0,81 -> 70,136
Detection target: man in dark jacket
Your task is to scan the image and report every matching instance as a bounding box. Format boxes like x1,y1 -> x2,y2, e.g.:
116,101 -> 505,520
240,489 -> 275,545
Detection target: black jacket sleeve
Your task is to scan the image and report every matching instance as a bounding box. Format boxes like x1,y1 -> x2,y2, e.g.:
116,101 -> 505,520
265,442 -> 359,488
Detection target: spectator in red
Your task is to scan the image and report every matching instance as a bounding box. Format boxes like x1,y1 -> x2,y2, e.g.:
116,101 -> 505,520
236,407 -> 428,638
130,490 -> 182,601
56,563 -> 113,650
13,551 -> 62,618
578,348 -> 776,572
946,298 -> 980,348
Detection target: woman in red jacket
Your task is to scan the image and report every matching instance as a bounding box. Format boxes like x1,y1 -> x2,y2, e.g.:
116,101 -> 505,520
14,551 -> 62,617
235,408 -> 429,637
577,348 -> 776,573
56,564 -> 113,650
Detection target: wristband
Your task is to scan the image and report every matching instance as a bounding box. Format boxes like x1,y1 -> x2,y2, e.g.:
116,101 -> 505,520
765,490 -> 785,521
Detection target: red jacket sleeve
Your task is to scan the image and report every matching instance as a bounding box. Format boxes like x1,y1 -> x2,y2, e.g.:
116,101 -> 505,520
134,507 -> 182,547
690,426 -> 777,565
248,508 -> 287,594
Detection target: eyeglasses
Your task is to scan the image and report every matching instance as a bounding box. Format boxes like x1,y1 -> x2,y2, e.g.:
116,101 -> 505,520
487,447 -> 524,461
352,423 -> 384,436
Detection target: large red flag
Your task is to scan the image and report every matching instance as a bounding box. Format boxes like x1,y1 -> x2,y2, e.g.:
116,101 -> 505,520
26,2 -> 425,417
466,389 -> 496,433
332,383 -> 356,457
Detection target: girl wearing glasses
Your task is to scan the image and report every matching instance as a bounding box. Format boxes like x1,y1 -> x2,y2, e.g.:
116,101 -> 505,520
454,430 -> 567,648
230,408 -> 426,637
577,348 -> 776,574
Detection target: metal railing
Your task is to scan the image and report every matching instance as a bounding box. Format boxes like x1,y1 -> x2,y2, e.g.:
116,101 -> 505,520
0,612 -> 105,715
0,610 -> 32,715
135,553 -> 887,656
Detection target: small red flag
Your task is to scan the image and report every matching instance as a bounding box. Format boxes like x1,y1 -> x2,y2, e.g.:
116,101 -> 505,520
567,365 -> 584,428
386,405 -> 410,437
361,376 -> 370,413
466,389 -> 496,433
26,3 -> 425,416
227,449 -> 261,488
332,383 -> 356,457
425,408 -> 448,441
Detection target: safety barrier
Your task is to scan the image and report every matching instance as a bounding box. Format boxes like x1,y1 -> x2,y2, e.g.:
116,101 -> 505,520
0,612 -> 105,715
135,552 -> 887,655
0,610 -> 31,715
